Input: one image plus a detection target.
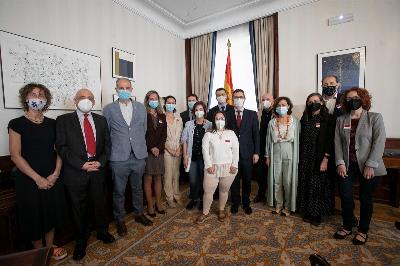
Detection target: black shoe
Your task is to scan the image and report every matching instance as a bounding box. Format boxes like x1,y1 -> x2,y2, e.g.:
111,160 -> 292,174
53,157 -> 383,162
73,242 -> 87,261
244,206 -> 252,215
310,216 -> 321,226
230,204 -> 239,214
135,214 -> 153,226
352,232 -> 368,245
148,211 -> 156,218
156,205 -> 166,214
97,232 -> 116,244
116,221 -> 127,237
197,201 -> 203,211
253,196 -> 265,203
395,221 -> 400,230
186,200 -> 197,210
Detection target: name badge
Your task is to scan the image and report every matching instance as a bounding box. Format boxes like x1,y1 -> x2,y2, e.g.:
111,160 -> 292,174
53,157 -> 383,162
344,124 -> 351,130
225,140 -> 230,142
316,123 -> 320,128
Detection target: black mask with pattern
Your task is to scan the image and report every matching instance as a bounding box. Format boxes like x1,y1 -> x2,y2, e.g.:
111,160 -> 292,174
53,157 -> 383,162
322,86 -> 336,96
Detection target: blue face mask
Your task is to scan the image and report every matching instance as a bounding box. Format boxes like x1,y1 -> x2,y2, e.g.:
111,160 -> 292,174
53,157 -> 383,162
165,103 -> 176,112
118,90 -> 131,100
187,101 -> 196,110
149,100 -> 159,109
276,106 -> 288,116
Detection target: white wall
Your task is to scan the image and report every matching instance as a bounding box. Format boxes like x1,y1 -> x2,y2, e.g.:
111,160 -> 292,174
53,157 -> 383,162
0,0 -> 185,156
279,0 -> 400,137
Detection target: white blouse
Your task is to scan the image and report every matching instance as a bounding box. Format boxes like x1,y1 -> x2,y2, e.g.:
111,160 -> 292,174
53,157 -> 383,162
202,130 -> 239,169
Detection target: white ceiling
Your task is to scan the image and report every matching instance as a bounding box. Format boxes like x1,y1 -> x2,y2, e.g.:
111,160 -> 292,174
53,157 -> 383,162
113,0 -> 320,38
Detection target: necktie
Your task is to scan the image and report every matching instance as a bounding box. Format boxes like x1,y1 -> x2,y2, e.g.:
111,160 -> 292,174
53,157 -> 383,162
83,114 -> 96,156
236,110 -> 242,128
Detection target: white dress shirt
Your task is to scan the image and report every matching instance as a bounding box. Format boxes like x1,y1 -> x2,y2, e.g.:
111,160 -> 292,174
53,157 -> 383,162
119,99 -> 133,125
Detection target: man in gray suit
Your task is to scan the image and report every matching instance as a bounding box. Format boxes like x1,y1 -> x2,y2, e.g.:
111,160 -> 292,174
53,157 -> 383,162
103,78 -> 153,237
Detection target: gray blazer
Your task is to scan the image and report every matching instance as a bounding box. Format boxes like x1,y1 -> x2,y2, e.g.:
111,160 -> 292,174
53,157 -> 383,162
335,110 -> 386,176
103,100 -> 148,161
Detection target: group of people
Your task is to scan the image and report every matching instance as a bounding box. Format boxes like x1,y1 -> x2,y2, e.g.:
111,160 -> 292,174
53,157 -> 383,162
8,75 -> 388,261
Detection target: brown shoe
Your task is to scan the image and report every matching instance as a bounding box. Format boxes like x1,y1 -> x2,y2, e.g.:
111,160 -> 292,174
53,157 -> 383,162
116,221 -> 127,237
194,214 -> 209,224
218,210 -> 226,222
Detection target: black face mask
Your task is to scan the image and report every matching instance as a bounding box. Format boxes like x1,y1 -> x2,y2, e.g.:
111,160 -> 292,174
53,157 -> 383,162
308,102 -> 321,112
347,99 -> 362,111
322,86 -> 336,96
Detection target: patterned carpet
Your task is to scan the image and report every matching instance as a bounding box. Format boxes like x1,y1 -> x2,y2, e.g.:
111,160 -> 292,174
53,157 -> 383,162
54,191 -> 400,265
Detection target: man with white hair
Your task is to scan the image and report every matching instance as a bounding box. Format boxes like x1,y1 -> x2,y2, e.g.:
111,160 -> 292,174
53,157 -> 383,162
56,88 -> 115,261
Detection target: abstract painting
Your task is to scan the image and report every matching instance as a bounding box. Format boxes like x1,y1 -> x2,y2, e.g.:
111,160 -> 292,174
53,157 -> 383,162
317,46 -> 366,93
0,30 -> 101,110
112,47 -> 136,81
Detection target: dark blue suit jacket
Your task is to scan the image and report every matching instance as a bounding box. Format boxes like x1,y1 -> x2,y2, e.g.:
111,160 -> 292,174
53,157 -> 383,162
228,108 -> 260,160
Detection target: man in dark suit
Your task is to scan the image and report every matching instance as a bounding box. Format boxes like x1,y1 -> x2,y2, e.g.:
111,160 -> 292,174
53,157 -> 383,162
56,88 -> 115,261
228,89 -> 260,215
180,93 -> 198,125
253,93 -> 274,203
322,75 -> 344,118
207,88 -> 235,124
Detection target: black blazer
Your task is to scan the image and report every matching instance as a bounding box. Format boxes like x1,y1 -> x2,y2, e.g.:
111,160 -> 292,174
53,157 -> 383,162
208,104 -> 235,128
146,113 -> 167,153
56,112 -> 110,185
228,108 -> 260,159
259,109 -> 273,157
180,110 -> 192,126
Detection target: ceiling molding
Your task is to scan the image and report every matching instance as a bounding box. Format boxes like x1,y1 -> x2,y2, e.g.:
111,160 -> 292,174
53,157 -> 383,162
113,0 -> 320,39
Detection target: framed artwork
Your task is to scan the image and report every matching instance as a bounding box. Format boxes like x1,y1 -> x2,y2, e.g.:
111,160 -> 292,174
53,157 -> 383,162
112,47 -> 136,81
317,46 -> 366,93
0,30 -> 101,110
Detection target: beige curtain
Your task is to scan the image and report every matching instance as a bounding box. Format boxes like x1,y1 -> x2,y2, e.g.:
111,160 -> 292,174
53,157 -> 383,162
254,15 -> 275,111
191,33 -> 212,103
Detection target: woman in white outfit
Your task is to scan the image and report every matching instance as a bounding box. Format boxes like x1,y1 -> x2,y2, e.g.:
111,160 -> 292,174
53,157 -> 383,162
195,111 -> 239,223
163,95 -> 183,207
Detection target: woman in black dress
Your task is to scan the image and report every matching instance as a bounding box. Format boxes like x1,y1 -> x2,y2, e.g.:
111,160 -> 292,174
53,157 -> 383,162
8,83 -> 67,260
297,93 -> 335,226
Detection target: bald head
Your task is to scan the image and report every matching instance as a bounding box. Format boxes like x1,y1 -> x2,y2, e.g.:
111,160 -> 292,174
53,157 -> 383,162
74,88 -> 95,109
261,93 -> 274,102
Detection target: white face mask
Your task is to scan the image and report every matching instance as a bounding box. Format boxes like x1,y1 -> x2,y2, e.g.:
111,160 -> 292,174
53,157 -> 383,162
262,100 -> 272,109
234,98 -> 244,108
215,120 -> 225,130
195,110 -> 204,118
216,95 -> 227,104
77,99 -> 93,113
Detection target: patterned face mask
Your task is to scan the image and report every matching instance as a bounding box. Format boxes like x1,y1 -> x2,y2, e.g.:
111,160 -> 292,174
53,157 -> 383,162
27,99 -> 47,111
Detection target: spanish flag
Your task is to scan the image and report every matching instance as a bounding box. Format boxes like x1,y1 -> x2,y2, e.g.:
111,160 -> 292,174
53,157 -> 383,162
224,39 -> 233,105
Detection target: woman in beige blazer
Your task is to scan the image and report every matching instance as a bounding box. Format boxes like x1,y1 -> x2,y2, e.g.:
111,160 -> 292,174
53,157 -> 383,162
334,88 -> 386,245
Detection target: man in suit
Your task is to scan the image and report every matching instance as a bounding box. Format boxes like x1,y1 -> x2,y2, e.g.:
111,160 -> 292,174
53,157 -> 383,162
103,78 -> 153,238
207,87 -> 235,124
229,89 -> 260,215
322,75 -> 344,117
253,93 -> 274,203
56,88 -> 115,261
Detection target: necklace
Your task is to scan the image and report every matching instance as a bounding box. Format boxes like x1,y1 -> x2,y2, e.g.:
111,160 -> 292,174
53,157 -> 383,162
276,116 -> 290,140
25,113 -> 44,124
216,129 -> 224,140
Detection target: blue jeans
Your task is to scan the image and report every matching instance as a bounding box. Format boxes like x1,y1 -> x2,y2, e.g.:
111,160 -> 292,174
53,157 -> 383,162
111,153 -> 146,221
189,159 -> 204,201
338,162 -> 381,233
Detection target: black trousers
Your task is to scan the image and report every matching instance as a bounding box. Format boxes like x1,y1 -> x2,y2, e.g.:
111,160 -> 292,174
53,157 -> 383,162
338,162 -> 381,233
231,157 -> 253,207
256,160 -> 268,199
65,171 -> 108,242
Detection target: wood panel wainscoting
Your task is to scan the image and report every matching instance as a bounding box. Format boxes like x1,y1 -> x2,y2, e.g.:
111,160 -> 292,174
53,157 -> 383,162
0,138 -> 399,255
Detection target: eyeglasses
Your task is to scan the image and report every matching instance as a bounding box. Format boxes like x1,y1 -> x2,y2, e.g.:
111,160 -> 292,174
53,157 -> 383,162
117,87 -> 132,90
346,96 -> 361,101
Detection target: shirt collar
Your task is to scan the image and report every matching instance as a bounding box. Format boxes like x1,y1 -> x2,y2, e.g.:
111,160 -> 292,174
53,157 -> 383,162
76,109 -> 91,118
234,106 -> 244,112
217,103 -> 227,109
